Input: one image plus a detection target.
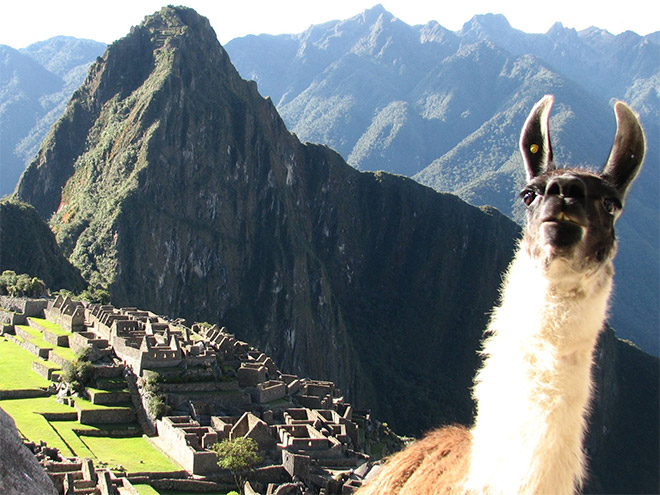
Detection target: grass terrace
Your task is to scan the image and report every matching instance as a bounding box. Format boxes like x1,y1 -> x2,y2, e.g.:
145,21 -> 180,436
0,397 -> 77,455
82,436 -> 180,472
0,337 -> 51,390
0,319 -> 185,475
50,344 -> 77,362
28,317 -> 70,335
15,324 -> 54,351
132,485 -> 232,495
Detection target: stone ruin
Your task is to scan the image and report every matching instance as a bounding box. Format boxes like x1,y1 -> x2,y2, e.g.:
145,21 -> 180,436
7,296 -> 384,494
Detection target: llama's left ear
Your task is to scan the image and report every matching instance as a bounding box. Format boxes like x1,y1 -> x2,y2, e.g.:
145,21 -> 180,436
601,101 -> 645,201
520,95 -> 555,180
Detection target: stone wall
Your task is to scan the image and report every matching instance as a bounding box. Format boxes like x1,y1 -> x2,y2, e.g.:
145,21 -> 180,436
0,296 -> 48,317
156,416 -> 221,475
0,309 -> 26,326
255,380 -> 286,404
76,406 -> 136,425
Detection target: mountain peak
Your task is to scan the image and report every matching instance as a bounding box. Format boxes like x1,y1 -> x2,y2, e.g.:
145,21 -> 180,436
546,21 -> 579,41
461,13 -> 512,35
357,3 -> 393,25
15,4 -> 236,219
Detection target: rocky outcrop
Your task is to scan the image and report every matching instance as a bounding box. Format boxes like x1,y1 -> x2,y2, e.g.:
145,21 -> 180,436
0,406 -> 57,495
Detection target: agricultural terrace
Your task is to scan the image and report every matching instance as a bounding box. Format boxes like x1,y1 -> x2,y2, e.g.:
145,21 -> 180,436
0,330 -> 179,474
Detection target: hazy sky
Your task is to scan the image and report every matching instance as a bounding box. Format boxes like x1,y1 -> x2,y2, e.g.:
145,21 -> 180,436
2,0 -> 658,49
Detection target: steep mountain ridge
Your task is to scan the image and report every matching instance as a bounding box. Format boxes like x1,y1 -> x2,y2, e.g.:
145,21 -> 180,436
224,6 -> 659,354
15,7 -> 519,436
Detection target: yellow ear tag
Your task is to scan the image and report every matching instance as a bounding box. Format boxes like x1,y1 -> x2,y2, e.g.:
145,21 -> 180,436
530,144 -> 540,154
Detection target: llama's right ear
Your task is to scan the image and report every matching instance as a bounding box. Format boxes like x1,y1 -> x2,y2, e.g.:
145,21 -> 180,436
601,101 -> 645,201
520,95 -> 555,180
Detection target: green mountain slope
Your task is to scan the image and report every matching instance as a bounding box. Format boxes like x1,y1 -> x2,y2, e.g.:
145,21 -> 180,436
225,6 -> 659,355
0,198 -> 85,291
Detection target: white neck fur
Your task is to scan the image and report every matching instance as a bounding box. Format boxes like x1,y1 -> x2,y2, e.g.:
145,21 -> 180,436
464,242 -> 614,495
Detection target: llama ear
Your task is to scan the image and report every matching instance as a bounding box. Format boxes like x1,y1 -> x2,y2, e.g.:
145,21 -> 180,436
601,101 -> 645,201
520,95 -> 555,180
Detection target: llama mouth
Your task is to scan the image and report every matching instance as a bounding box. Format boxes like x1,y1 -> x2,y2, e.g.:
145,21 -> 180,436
542,218 -> 584,247
542,211 -> 585,227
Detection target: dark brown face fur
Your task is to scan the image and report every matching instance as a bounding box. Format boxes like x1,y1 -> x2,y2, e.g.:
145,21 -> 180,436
518,96 -> 644,271
520,168 -> 622,267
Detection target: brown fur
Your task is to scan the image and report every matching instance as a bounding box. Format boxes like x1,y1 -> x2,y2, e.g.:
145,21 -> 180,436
358,425 -> 472,495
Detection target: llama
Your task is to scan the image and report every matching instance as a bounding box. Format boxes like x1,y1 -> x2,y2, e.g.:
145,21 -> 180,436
356,95 -> 645,495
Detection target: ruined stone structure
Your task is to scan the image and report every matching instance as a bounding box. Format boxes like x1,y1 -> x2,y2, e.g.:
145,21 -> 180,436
4,296 -> 374,493
84,303 -> 216,374
0,295 -> 48,331
156,416 -> 219,474
44,295 -> 85,332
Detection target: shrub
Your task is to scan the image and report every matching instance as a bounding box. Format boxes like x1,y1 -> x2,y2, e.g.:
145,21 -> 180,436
212,437 -> 261,492
62,351 -> 95,393
77,287 -> 111,304
147,395 -> 170,419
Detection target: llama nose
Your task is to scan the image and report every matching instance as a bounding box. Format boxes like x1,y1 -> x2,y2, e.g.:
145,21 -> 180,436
545,175 -> 586,200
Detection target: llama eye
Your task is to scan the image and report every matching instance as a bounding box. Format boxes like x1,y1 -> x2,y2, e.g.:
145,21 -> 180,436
602,197 -> 621,214
521,190 -> 537,207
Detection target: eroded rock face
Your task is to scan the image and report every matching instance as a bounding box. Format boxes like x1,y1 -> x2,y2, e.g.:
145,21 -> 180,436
0,406 -> 57,495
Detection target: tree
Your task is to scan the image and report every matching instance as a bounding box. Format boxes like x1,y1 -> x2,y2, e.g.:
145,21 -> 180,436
211,437 -> 261,493
0,270 -> 46,297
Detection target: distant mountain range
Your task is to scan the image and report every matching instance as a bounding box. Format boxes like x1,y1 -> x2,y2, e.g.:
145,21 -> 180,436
224,5 -> 660,354
1,8 -> 656,354
0,37 -> 105,197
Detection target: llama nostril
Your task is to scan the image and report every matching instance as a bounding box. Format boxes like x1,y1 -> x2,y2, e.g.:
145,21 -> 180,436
545,176 -> 586,199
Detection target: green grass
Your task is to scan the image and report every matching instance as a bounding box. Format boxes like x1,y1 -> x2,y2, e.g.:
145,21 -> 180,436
133,485 -> 160,495
0,397 -> 76,456
15,323 -> 75,363
0,337 -> 51,390
135,486 -> 232,495
15,324 -> 43,339
28,317 -> 70,336
50,421 -> 96,459
74,397 -> 133,411
82,435 -> 181,472
49,345 -> 77,362
16,324 -> 75,363
15,325 -> 54,352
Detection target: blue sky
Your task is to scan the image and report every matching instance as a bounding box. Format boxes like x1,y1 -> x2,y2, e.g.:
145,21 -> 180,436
3,0 -> 658,49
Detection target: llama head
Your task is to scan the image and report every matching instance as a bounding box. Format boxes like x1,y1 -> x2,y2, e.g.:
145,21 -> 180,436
518,95 -> 645,275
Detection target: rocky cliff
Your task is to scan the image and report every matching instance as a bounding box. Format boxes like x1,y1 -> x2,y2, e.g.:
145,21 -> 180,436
0,406 -> 57,495
13,7 -> 658,493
